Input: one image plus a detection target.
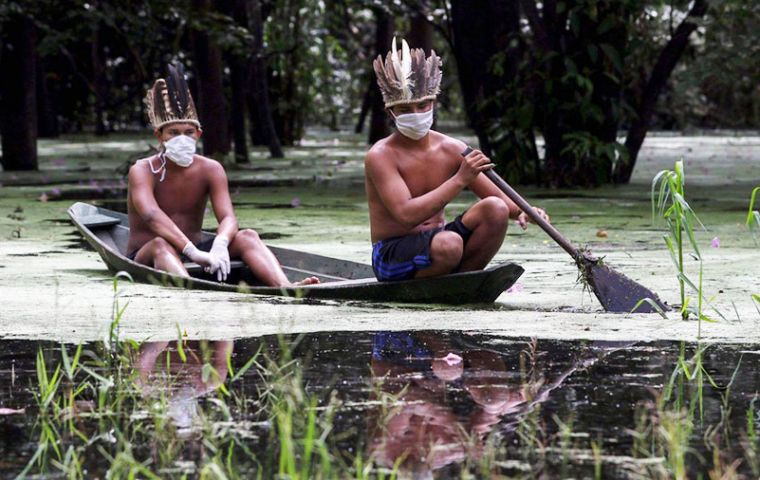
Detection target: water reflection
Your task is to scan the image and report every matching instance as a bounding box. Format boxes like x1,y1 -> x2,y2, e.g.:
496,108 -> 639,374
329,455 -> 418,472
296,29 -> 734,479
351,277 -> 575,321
1,334 -> 758,478
367,332 -> 598,477
135,340 -> 232,435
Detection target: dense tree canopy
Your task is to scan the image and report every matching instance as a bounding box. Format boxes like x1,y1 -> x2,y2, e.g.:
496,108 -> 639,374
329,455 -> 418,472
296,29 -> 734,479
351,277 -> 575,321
0,0 -> 756,185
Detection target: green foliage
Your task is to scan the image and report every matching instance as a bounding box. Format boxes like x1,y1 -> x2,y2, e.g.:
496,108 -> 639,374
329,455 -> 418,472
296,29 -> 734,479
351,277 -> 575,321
668,2 -> 760,129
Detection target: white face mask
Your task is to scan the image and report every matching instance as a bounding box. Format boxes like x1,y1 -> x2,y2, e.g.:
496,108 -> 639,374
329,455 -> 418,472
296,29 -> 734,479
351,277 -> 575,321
163,134 -> 197,167
393,108 -> 434,140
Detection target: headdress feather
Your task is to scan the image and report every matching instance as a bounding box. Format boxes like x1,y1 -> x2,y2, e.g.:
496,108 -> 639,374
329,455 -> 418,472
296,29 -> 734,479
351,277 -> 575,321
374,37 -> 442,108
144,62 -> 201,130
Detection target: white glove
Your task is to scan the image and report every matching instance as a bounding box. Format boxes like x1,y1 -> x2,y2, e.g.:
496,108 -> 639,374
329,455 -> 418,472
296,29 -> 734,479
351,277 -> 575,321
182,241 -> 222,275
209,236 -> 230,282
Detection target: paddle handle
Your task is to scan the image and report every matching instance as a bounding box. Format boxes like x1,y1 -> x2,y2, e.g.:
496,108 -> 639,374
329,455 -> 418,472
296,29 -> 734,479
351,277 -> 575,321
461,147 -> 582,260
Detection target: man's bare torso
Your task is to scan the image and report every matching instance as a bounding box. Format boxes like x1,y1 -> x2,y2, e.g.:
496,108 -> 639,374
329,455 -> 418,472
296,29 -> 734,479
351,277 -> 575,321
126,155 -> 211,254
365,131 -> 463,243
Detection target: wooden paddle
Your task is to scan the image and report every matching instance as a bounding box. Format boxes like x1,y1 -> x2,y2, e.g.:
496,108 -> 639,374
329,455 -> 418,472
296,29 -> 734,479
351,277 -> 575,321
461,146 -> 669,313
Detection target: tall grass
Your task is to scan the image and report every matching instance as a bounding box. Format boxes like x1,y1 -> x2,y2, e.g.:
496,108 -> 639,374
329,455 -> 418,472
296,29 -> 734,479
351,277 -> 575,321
746,186 -> 760,244
651,159 -> 726,328
18,275 -> 368,479
652,160 -> 704,321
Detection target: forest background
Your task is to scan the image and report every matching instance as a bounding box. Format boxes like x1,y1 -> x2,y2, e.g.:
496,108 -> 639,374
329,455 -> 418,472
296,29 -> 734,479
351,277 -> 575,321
1,0 -> 758,187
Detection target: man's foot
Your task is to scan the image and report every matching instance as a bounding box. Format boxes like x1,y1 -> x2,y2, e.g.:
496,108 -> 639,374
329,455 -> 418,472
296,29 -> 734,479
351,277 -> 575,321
291,276 -> 320,286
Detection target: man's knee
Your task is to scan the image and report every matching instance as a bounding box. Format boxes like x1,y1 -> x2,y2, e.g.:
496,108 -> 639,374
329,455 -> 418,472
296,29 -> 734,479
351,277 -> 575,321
236,229 -> 262,245
431,231 -> 463,265
479,197 -> 510,222
148,237 -> 174,254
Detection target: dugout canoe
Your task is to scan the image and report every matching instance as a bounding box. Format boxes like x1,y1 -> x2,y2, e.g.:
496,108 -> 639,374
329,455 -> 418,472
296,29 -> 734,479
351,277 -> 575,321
67,202 -> 524,305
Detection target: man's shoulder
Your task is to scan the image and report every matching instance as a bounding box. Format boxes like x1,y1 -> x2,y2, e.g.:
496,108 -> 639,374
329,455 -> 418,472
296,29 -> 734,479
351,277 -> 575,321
128,156 -> 155,178
194,155 -> 226,174
365,137 -> 397,166
430,131 -> 467,155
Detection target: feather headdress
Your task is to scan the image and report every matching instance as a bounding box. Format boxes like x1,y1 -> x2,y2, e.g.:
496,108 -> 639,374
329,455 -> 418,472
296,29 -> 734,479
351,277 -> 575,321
373,37 -> 442,108
144,62 -> 201,130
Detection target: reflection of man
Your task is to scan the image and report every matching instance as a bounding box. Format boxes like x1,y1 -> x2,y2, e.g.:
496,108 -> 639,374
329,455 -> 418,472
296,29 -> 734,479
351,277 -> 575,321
127,63 -> 318,286
365,38 -> 549,281
367,332 -> 529,476
135,340 -> 232,433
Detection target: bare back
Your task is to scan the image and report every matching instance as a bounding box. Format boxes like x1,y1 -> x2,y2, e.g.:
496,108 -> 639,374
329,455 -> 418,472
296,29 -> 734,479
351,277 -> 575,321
365,131 -> 467,243
126,155 -> 218,254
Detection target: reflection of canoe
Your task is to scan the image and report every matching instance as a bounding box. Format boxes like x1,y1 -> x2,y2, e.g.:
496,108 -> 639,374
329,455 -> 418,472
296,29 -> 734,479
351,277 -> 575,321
67,202 -> 524,305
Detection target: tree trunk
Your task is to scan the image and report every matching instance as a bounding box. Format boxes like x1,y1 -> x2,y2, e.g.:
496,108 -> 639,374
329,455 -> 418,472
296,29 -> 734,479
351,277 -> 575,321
246,0 -> 283,158
368,7 -> 392,144
91,20 -> 109,136
407,4 -> 433,54
36,56 -> 59,138
0,16 -> 38,171
191,0 -> 231,158
450,0 -> 495,156
228,0 -> 249,164
616,0 -> 709,183
354,76 -> 372,134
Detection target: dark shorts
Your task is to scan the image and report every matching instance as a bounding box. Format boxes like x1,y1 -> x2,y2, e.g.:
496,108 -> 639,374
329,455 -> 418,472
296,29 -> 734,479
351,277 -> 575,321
127,236 -> 215,262
371,214 -> 473,282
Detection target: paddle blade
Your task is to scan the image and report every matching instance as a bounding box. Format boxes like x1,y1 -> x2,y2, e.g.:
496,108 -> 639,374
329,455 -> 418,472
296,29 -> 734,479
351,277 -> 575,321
584,261 -> 670,313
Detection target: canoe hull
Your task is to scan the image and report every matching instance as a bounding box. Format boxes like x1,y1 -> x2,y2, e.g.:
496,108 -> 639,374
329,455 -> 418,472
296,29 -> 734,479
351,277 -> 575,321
67,202 -> 523,305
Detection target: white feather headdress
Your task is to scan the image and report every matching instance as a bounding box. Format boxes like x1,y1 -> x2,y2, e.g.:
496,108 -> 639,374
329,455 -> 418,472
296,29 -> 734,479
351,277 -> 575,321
144,63 -> 201,130
373,37 -> 442,108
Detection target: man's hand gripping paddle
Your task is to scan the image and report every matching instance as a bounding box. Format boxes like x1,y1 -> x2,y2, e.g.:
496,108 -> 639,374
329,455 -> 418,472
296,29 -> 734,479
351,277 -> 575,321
461,146 -> 669,313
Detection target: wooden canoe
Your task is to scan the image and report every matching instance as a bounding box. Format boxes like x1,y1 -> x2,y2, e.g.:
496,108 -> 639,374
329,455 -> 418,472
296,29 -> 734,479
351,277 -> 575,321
67,202 -> 524,305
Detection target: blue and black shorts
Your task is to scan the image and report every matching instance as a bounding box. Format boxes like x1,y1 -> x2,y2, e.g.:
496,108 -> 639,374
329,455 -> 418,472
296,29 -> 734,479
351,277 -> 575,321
371,214 -> 473,282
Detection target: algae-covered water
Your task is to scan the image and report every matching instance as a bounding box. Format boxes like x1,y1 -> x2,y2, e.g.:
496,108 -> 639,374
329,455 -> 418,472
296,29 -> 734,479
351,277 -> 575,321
1,128 -> 759,477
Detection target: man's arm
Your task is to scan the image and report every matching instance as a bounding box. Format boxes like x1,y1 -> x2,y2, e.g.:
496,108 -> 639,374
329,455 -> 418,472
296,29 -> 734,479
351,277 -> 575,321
207,161 -> 239,242
365,148 -> 491,228
464,149 -> 550,229
128,162 -> 192,251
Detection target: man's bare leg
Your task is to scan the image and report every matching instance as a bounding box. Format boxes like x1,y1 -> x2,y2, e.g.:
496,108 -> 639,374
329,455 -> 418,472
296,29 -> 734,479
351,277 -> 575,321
458,197 -> 510,272
134,237 -> 189,276
414,231 -> 463,278
229,229 -> 319,287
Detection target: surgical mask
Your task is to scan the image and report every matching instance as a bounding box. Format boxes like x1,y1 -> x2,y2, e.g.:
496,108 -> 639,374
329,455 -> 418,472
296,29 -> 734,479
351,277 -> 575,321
393,109 -> 434,140
163,134 -> 196,167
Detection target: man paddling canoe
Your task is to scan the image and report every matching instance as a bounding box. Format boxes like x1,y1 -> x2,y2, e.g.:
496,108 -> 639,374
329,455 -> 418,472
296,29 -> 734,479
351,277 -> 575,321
126,63 -> 318,287
365,38 -> 550,281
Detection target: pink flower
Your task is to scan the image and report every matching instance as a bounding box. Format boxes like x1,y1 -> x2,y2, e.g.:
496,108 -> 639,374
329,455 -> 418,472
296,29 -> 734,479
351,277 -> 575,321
506,283 -> 524,293
710,237 -> 720,248
442,353 -> 462,366
290,197 -> 301,208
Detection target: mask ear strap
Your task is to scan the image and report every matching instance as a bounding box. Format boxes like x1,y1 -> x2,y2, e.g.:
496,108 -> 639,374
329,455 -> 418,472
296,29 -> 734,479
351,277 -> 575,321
149,153 -> 167,182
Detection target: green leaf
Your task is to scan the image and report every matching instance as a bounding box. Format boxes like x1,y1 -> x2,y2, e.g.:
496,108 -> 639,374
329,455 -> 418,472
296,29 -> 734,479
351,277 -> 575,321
600,43 -> 623,72
597,16 -> 617,35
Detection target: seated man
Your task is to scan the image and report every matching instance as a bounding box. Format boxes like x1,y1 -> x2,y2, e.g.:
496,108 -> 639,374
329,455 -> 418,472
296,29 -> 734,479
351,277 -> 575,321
365,38 -> 550,281
127,63 -> 318,286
